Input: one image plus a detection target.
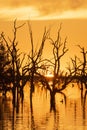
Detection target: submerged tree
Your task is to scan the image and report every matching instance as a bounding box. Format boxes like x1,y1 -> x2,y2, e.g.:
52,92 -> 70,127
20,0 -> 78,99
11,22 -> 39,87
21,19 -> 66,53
67,44 -> 87,90
0,40 -> 11,93
22,22 -> 49,95
1,20 -> 86,111
1,20 -> 26,105
47,25 -> 69,109
77,45 -> 87,89
37,25 -> 75,110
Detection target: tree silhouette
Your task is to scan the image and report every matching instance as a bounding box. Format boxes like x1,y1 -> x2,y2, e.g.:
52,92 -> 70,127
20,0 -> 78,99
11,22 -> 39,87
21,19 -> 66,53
22,22 -> 49,95
1,20 -> 87,112
67,45 -> 87,90
77,45 -> 87,89
36,25 -> 71,110
1,20 -> 26,105
0,39 -> 11,94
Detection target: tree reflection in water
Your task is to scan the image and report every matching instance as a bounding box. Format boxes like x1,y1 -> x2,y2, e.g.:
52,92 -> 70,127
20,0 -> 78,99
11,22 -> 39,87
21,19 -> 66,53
81,90 -> 87,126
0,84 -> 87,130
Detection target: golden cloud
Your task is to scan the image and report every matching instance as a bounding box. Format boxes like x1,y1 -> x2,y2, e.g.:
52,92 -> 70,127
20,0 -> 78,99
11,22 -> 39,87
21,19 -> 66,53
0,0 -> 87,20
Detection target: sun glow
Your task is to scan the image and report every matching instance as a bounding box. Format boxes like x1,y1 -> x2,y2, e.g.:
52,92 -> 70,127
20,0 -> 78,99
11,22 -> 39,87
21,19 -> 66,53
45,72 -> 54,78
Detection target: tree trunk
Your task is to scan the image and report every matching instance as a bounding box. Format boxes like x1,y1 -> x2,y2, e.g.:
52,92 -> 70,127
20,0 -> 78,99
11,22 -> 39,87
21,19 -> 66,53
50,91 -> 56,111
30,75 -> 34,93
12,86 -> 16,107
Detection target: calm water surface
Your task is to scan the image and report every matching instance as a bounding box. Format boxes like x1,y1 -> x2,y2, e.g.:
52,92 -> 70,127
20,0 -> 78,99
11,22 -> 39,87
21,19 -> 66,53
0,83 -> 87,130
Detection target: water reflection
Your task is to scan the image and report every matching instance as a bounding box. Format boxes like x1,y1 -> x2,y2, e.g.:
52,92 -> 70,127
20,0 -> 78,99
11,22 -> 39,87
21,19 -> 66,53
81,90 -> 87,127
0,84 -> 87,130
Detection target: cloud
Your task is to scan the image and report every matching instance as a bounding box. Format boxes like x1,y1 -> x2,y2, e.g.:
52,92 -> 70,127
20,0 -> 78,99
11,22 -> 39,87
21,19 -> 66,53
69,0 -> 86,9
0,0 -> 87,20
38,9 -> 87,20
1,0 -> 87,9
0,6 -> 40,21
38,0 -> 87,16
0,0 -> 39,8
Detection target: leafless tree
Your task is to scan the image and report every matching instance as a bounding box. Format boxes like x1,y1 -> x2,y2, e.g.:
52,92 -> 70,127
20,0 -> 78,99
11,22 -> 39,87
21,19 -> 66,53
67,45 -> 87,89
34,24 -> 70,110
22,22 -> 49,94
47,24 -> 69,108
0,39 -> 11,94
77,45 -> 87,89
1,20 -> 26,105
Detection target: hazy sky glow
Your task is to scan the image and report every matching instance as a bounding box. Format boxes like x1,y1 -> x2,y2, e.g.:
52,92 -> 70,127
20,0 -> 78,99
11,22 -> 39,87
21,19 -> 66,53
0,0 -> 87,20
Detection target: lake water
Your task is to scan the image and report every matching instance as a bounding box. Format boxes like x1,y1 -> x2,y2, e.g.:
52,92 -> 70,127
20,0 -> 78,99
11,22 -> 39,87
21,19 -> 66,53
0,83 -> 87,130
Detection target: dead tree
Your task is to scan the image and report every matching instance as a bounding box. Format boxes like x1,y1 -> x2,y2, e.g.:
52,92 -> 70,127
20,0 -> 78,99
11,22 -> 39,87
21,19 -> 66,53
68,45 -> 87,89
47,25 -> 69,109
1,20 -> 26,105
0,40 -> 11,94
22,22 -> 49,94
70,55 -> 82,78
66,54 -> 83,90
35,25 -> 70,110
77,45 -> 87,89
